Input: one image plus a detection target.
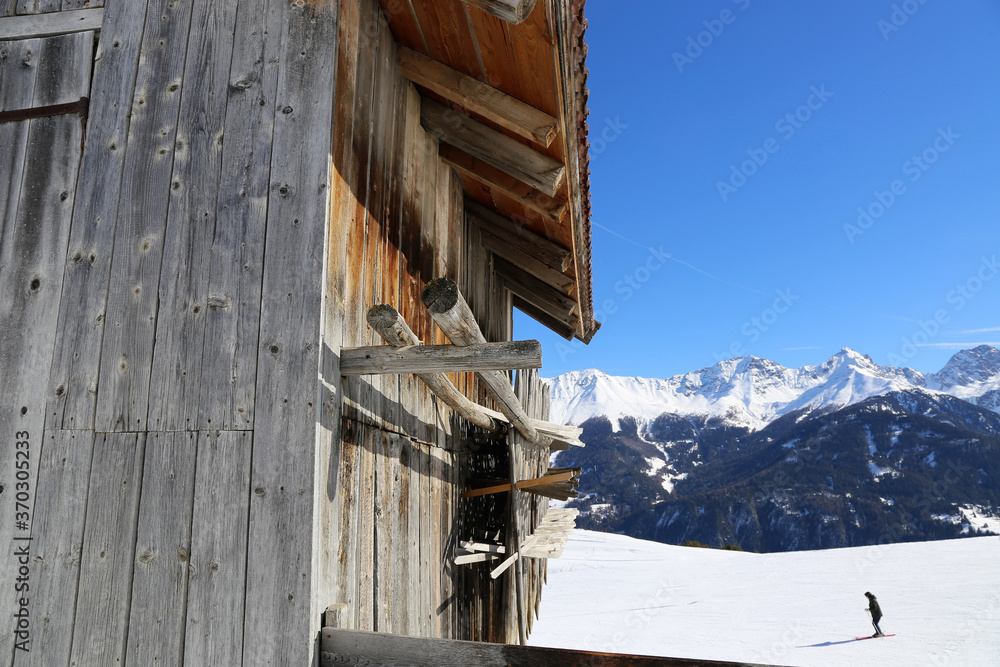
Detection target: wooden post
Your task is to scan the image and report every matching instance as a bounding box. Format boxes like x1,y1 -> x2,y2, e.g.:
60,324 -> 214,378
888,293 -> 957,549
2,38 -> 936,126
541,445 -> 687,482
366,305 -> 503,433
421,279 -> 550,447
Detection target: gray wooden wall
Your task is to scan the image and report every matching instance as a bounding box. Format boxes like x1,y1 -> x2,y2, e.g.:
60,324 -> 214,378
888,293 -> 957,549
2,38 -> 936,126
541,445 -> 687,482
1,0 -> 551,664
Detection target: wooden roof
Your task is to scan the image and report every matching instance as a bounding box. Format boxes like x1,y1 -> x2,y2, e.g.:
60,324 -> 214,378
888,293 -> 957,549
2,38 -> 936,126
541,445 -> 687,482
378,0 -> 597,342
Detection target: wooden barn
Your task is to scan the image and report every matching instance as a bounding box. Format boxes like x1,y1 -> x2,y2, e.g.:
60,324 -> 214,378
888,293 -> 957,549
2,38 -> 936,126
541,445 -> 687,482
0,0 -> 598,664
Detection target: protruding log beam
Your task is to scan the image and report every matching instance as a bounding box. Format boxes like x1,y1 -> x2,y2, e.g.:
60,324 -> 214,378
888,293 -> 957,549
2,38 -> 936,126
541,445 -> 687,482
365,305 -> 503,432
466,199 -> 571,271
459,0 -> 538,24
420,97 -> 565,197
421,279 -> 549,446
441,145 -> 567,222
340,340 -> 542,375
399,47 -> 557,146
0,8 -> 104,41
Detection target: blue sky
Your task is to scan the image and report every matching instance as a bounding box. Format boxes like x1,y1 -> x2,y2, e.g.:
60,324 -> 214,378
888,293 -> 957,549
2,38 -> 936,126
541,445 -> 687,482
515,0 -> 1000,379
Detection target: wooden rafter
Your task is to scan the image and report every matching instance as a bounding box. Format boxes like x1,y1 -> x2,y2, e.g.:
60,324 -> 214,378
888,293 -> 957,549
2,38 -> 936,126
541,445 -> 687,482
420,97 -> 565,197
440,144 -> 567,222
458,0 -> 539,25
466,199 -> 570,271
399,46 -> 557,146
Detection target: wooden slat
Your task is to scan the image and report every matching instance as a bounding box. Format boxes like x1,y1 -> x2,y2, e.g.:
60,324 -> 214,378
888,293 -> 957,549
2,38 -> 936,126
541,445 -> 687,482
93,0 -> 196,432
439,144 -> 567,222
0,36 -> 36,249
125,432 -> 197,665
19,430 -> 93,665
407,0 -> 482,79
341,340 -> 542,375
242,0 -> 338,662
196,0 -> 282,430
70,433 -> 146,666
459,0 -> 537,24
0,7 -> 103,40
45,0 -> 148,431
466,198 -> 570,271
183,430 -> 251,666
357,419 -> 378,630
513,294 -> 576,341
0,32 -> 90,661
398,46 -> 556,146
374,430 -> 402,633
420,96 -> 565,197
146,0 -> 240,431
496,256 -> 578,325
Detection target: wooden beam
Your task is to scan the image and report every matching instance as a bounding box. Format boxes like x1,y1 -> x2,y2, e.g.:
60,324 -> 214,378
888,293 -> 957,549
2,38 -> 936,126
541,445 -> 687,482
320,627 -> 779,666
0,8 -> 103,41
489,551 -> 519,579
365,305 -> 503,433
421,279 -> 549,446
420,97 -> 565,197
458,0 -> 538,25
440,144 -> 566,222
399,46 -> 557,146
466,199 -> 571,271
496,256 -> 578,322
513,295 -> 576,341
480,230 -> 575,295
340,340 -> 542,375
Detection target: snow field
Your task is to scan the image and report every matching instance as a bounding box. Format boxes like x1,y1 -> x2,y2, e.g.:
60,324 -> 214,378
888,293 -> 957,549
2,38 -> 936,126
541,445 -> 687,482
528,530 -> 1000,666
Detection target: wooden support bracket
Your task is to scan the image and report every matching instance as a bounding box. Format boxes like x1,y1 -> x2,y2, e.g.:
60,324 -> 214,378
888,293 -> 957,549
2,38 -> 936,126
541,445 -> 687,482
421,279 -> 550,447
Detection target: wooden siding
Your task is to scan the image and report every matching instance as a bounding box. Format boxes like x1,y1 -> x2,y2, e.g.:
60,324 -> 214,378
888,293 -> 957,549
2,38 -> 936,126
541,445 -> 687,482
0,0 -> 556,664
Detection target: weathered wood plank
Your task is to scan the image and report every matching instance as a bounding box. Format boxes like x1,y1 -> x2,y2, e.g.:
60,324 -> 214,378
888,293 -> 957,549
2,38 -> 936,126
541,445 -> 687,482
69,433 -> 146,666
44,0 -> 148,431
15,0 -> 60,15
16,430 -> 92,665
242,0 -> 338,662
341,340 -> 542,375
357,419 -> 377,630
196,0 -> 282,430
321,627 -> 778,666
398,46 -> 556,146
183,430 -> 251,666
420,97 -> 565,197
418,442 -> 433,637
459,0 -> 537,25
94,0 -> 196,432
334,419 -> 363,629
125,431 -> 197,665
0,7 -> 103,40
146,0 -> 239,431
496,255 -> 578,322
0,32 -> 90,661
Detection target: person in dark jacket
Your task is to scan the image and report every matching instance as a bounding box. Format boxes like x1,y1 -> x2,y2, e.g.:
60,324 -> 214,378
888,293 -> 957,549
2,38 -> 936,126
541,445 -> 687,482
865,591 -> 885,637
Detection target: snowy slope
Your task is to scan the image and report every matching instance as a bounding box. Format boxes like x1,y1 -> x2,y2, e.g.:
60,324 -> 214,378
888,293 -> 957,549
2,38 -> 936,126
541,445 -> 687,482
529,530 -> 1000,666
549,345 -> 1000,431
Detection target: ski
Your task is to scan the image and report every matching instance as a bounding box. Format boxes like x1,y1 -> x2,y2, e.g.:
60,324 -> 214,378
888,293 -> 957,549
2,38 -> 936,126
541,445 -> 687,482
854,634 -> 895,640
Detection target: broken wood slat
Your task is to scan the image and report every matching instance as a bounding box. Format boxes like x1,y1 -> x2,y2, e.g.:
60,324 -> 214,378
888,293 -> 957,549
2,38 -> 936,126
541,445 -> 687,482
339,339 -> 541,375
0,7 -> 104,40
441,144 -> 567,222
420,97 -> 565,197
489,551 -> 519,579
398,46 -> 556,146
366,304 -> 503,432
467,199 -> 571,272
454,551 -> 500,565
459,0 -> 538,24
421,278 -> 549,446
459,541 -> 505,554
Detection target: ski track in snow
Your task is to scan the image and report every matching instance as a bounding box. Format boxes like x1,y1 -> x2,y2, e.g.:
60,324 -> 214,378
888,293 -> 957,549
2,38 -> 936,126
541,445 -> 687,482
529,530 -> 1000,666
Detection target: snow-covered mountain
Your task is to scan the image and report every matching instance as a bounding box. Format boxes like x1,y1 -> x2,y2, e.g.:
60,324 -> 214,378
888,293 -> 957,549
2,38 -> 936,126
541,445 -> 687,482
550,345 -> 1000,431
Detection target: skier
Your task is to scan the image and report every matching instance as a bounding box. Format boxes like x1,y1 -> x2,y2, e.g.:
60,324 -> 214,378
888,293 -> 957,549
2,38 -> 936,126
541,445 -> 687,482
864,591 -> 885,637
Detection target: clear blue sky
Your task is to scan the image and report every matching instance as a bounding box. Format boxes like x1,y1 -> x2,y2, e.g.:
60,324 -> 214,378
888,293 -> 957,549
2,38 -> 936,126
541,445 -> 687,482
515,0 -> 1000,379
